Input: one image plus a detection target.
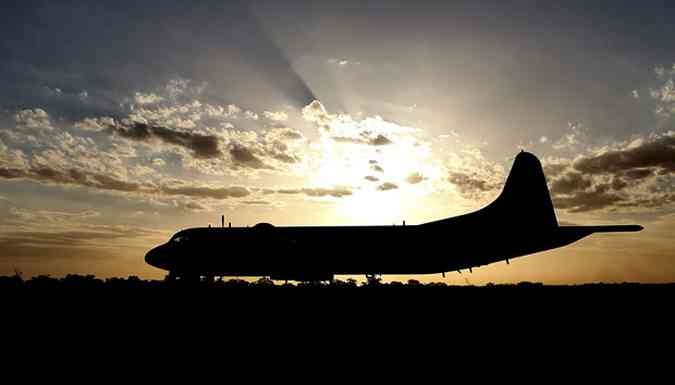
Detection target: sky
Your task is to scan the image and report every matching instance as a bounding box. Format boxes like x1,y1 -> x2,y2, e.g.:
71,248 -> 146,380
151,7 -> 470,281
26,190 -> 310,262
1,0 -> 674,283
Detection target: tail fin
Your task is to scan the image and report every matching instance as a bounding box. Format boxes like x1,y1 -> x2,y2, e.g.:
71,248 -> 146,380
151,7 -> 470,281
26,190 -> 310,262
487,151 -> 558,229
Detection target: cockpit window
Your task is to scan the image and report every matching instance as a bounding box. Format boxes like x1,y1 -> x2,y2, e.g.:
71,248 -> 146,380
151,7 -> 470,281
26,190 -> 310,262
172,235 -> 188,243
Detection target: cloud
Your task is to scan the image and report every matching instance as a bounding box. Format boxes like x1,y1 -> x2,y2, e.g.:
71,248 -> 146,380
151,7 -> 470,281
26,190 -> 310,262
271,128 -> 304,141
303,101 -> 399,146
377,182 -> 398,191
572,134 -> 675,174
650,68 -> 675,123
0,165 -> 143,193
0,161 -> 257,203
228,143 -> 271,169
184,201 -> 210,212
544,131 -> 675,212
331,134 -> 393,146
552,122 -> 589,151
74,117 -> 115,132
110,121 -> 222,159
0,204 -> 167,262
262,111 -> 288,122
328,58 -> 357,67
370,134 -> 393,146
0,139 -> 29,169
134,92 -> 164,105
0,219 -> 166,261
152,158 -> 166,167
302,100 -> 331,129
160,184 -> 250,200
276,187 -> 352,198
405,172 -> 425,184
364,176 -> 379,182
130,165 -> 154,177
15,109 -> 52,130
448,172 -> 499,195
552,188 -> 625,213
9,207 -> 100,223
550,171 -> 592,195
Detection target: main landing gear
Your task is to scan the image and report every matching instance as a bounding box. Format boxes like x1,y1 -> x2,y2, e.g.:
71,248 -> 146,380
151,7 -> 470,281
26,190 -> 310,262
164,271 -> 204,285
365,274 -> 382,285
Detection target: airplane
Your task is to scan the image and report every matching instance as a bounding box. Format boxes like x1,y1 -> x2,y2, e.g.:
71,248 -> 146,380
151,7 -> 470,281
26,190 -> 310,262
144,151 -> 642,282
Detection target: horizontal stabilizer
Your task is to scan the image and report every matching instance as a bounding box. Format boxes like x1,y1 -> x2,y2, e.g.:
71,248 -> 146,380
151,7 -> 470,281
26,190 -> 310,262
564,225 -> 643,233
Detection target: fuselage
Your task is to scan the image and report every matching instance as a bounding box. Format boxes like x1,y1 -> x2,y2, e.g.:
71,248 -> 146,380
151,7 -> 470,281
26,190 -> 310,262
144,218 -> 591,280
144,151 -> 642,281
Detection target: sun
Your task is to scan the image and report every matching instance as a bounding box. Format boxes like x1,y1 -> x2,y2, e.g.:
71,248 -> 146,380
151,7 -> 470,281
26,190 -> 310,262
337,189 -> 405,225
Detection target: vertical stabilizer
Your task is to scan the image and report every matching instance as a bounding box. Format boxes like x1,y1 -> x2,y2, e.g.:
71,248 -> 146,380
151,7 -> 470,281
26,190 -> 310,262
487,151 -> 558,228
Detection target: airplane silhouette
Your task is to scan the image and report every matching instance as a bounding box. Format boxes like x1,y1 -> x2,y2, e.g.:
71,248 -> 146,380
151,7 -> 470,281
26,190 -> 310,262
145,151 -> 642,282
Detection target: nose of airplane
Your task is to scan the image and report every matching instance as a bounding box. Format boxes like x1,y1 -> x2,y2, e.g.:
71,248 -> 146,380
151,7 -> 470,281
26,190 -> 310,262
144,246 -> 162,268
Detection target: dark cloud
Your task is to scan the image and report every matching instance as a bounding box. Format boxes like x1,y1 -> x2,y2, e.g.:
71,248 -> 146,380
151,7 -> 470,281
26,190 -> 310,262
0,165 -> 145,193
377,182 -> 398,191
0,163 -> 255,202
611,177 -> 628,191
268,152 -> 300,164
110,121 -> 222,159
369,134 -> 393,146
550,171 -> 592,195
0,168 -> 25,179
364,176 -> 379,182
277,187 -> 352,198
371,165 -> 384,173
284,131 -> 303,140
89,173 -> 143,192
161,185 -> 250,200
266,141 -> 301,164
553,189 -> 625,213
228,143 -> 271,169
332,134 -> 393,146
405,172 -> 425,184
545,133 -> 675,212
623,168 -> 654,180
573,135 -> 675,175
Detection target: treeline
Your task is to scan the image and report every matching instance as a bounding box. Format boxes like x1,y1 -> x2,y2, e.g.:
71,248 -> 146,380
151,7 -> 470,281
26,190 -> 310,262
0,274 -> 673,290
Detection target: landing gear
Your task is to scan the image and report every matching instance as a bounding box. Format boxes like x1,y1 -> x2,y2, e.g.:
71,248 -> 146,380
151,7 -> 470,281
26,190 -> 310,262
164,272 -> 201,285
165,271 -> 178,282
365,274 -> 382,285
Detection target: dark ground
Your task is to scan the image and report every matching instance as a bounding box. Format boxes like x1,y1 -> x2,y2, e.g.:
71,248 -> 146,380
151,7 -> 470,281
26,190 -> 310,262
3,273 -> 675,291
3,274 -> 674,348
3,274 -> 674,309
